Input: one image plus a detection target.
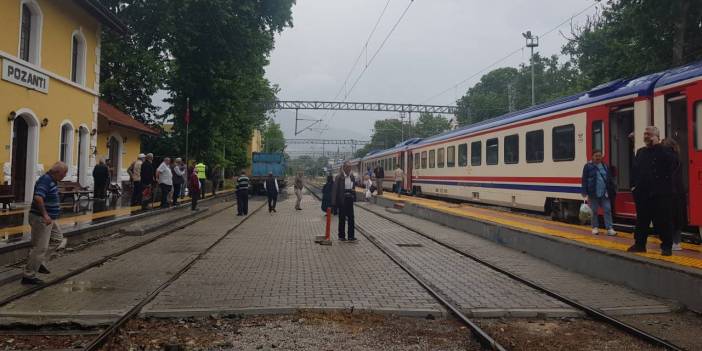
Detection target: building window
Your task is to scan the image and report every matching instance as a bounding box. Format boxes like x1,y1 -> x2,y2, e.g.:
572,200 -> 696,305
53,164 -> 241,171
486,138 -> 499,165
504,134 -> 519,164
421,151 -> 427,169
437,148 -> 445,168
59,123 -> 73,164
447,146 -> 456,167
526,130 -> 544,163
458,143 -> 468,167
553,124 -> 576,161
71,33 -> 86,84
414,153 -> 420,169
592,120 -> 603,154
429,150 -> 435,168
471,141 -> 482,166
18,1 -> 42,65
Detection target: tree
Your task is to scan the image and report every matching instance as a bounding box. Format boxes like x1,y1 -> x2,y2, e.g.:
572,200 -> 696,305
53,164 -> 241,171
262,121 -> 286,152
354,119 -> 404,157
412,113 -> 451,138
563,0 -> 702,86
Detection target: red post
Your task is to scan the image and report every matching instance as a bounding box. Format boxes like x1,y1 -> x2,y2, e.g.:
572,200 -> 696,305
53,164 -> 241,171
325,207 -> 332,241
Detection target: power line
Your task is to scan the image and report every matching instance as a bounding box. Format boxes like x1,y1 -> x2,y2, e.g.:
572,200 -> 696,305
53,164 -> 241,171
421,1 -> 598,104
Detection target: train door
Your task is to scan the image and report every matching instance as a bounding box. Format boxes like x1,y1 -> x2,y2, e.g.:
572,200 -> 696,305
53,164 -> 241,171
685,86 -> 702,233
609,104 -> 636,218
403,151 -> 412,190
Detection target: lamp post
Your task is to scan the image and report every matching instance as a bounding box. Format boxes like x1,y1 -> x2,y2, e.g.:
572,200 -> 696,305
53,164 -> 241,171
522,30 -> 539,106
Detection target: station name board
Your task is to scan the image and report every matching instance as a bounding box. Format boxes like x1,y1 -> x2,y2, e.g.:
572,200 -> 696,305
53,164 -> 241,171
2,59 -> 49,94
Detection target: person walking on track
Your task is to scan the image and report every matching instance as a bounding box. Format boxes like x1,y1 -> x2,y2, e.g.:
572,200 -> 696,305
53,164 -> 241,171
332,162 -> 357,242
264,172 -> 279,213
156,157 -> 173,209
195,161 -> 207,199
628,126 -> 679,256
581,150 -> 616,236
188,165 -> 200,211
22,162 -> 68,285
127,153 -> 144,206
236,171 -> 250,216
140,153 -> 156,210
294,171 -> 304,210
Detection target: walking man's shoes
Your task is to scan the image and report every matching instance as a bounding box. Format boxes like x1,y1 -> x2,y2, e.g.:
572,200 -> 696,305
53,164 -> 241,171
339,237 -> 347,241
661,249 -> 673,256
21,277 -> 44,285
38,264 -> 51,274
626,245 -> 646,253
348,238 -> 358,242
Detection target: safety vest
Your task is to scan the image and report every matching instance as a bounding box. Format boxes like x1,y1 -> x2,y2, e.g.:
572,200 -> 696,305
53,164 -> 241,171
195,163 -> 207,179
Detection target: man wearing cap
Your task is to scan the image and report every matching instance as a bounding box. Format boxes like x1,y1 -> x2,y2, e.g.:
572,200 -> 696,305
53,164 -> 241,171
128,154 -> 145,206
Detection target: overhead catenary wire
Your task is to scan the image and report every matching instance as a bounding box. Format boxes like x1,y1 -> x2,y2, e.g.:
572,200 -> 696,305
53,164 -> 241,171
421,1 -> 598,104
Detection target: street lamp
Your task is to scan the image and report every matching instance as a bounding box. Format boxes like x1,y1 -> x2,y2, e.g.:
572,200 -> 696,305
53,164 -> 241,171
522,30 -> 539,106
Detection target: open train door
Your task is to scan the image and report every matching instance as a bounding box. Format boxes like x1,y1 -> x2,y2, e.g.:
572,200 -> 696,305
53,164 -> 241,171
685,84 -> 702,238
405,150 -> 413,192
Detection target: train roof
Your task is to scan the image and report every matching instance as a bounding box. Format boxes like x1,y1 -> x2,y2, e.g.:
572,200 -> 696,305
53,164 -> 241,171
655,60 -> 702,88
361,138 -> 424,160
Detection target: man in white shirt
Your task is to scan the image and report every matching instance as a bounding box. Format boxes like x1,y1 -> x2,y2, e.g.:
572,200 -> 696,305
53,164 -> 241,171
156,157 -> 173,209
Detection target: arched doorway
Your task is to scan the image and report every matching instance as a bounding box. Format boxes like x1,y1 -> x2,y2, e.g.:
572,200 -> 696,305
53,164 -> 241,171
77,127 -> 89,185
108,136 -> 120,181
11,112 -> 39,202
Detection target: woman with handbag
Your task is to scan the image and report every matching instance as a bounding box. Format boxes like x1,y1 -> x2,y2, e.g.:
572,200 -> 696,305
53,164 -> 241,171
581,150 -> 617,236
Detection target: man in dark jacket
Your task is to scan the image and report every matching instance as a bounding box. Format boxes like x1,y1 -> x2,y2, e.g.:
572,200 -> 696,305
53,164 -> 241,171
140,153 -> 155,210
628,126 -> 679,256
373,164 -> 384,195
332,162 -> 357,242
581,150 -> 616,236
236,171 -> 250,216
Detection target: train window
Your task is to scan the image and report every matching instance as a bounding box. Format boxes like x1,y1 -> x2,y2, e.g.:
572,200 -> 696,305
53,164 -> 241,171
437,148 -> 445,168
414,153 -> 420,169
592,121 -> 604,154
447,146 -> 456,167
552,124 -> 575,161
458,144 -> 468,167
471,141 -> 482,166
504,134 -> 519,164
526,130 -> 544,163
429,150 -> 436,168
421,151 -> 427,169
486,138 -> 498,165
696,102 -> 702,150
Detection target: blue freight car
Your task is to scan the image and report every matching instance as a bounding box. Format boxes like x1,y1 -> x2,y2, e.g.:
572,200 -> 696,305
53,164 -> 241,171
250,152 -> 287,194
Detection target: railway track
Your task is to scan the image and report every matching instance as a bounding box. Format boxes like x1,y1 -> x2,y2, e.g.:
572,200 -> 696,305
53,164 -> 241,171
306,183 -> 685,351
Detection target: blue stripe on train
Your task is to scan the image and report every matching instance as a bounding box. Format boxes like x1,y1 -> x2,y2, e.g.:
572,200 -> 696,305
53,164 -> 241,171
412,179 -> 582,194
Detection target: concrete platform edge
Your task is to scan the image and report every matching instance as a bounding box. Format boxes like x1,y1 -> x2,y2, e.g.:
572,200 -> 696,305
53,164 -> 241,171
372,195 -> 702,313
141,306 -> 447,319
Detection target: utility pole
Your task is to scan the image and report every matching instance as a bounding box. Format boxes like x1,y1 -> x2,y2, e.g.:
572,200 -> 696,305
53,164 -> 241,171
523,31 -> 539,106
399,113 -> 405,142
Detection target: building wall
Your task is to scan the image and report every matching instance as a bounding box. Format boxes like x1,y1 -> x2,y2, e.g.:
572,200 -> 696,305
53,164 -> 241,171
244,129 -> 262,175
0,0 -> 102,201
96,126 -> 142,183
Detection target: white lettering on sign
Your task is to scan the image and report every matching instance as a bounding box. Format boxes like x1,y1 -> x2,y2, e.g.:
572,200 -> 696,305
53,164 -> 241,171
2,59 -> 49,94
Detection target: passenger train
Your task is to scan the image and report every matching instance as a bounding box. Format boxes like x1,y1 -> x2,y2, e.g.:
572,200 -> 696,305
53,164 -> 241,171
348,61 -> 702,238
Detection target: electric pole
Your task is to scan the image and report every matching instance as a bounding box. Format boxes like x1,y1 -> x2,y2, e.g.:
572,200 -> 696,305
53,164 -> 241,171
523,31 -> 539,106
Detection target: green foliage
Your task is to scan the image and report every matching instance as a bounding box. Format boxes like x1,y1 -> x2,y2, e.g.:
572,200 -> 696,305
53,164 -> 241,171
287,155 -> 328,176
262,121 -> 286,152
563,0 -> 702,86
413,113 -> 451,138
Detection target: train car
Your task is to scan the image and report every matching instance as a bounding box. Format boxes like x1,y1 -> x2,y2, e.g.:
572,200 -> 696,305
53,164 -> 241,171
368,61 -> 702,238
360,138 -> 423,192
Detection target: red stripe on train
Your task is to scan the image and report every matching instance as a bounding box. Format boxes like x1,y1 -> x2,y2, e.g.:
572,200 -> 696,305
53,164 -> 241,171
412,175 -> 581,184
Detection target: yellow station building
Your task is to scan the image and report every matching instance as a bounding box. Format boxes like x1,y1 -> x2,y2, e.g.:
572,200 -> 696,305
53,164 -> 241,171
0,0 -> 153,203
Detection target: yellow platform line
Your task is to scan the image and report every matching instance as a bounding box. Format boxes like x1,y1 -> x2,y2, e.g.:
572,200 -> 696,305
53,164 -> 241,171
377,192 -> 702,271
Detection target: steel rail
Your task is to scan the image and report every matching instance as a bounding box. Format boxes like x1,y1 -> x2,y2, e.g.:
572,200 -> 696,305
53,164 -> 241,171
305,184 -> 507,351
353,199 -> 686,351
83,201 -> 267,351
0,196 -> 236,309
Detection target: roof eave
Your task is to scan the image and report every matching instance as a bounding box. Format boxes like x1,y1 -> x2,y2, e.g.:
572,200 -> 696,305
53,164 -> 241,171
75,0 -> 127,34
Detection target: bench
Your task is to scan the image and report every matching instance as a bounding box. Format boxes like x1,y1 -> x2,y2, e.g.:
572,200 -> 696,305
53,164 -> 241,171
0,184 -> 14,210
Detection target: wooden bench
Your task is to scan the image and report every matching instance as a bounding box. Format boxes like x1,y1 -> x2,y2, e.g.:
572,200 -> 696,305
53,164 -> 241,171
0,184 -> 14,210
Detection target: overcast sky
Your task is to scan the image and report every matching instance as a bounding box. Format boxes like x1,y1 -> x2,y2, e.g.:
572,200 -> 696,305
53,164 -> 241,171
265,0 -> 599,156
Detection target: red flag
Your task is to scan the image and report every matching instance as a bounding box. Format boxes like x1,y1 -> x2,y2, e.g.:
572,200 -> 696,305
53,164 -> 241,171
184,98 -> 191,125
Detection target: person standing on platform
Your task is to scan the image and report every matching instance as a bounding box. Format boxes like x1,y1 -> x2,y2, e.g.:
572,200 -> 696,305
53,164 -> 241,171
394,165 -> 405,196
92,158 -> 110,200
294,171 -> 304,210
156,157 -> 173,209
374,164 -> 384,195
581,150 -> 616,236
662,138 -> 686,251
332,162 -> 357,242
264,172 -> 279,213
195,161 -> 207,199
211,164 -> 221,196
188,166 -> 200,211
22,162 -> 68,285
628,126 -> 678,256
140,153 -> 156,209
127,154 -> 144,206
171,158 -> 185,206
236,171 -> 250,216
321,175 -> 335,214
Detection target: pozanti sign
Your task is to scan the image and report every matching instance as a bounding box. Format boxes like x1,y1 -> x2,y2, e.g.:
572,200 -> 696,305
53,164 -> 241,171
2,58 -> 49,94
